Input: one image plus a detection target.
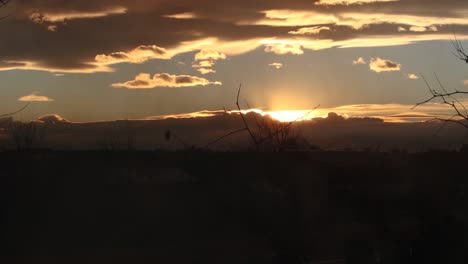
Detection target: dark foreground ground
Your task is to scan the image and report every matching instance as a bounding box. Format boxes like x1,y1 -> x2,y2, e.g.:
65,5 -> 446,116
1,150 -> 467,263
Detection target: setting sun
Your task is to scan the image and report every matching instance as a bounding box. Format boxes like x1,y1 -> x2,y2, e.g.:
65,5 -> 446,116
264,110 -> 316,122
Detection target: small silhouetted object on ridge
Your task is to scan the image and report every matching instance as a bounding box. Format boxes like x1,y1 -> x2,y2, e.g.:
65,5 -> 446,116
164,130 -> 171,141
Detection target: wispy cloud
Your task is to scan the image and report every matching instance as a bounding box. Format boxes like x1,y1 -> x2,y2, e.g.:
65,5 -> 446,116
196,68 -> 216,75
264,43 -> 304,55
251,10 -> 468,30
194,50 -> 227,61
29,7 -> 127,23
163,12 -> 198,19
95,45 -> 169,65
191,49 -> 226,75
269,62 -> 284,69
353,57 -> 367,65
315,0 -> 398,6
288,26 -> 330,35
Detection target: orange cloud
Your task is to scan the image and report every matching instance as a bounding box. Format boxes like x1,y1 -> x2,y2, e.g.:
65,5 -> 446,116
29,7 -> 127,23
250,10 -> 468,30
407,73 -> 419,79
95,45 -> 169,65
163,12 -> 198,19
18,93 -> 54,102
315,0 -> 398,5
288,26 -> 330,35
269,62 -> 284,69
192,49 -> 226,75
194,50 -> 227,61
111,73 -> 222,89
264,43 -> 304,55
0,60 -> 112,73
353,57 -> 367,65
196,68 -> 216,75
369,57 -> 401,72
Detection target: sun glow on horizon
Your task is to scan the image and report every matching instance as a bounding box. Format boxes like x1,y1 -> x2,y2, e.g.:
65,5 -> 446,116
264,110 -> 316,122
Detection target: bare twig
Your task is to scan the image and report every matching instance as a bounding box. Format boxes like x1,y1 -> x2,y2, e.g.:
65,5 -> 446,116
236,84 -> 259,150
413,74 -> 468,130
451,35 -> 468,63
0,103 -> 29,118
0,0 -> 11,19
204,128 -> 248,148
0,0 -> 10,8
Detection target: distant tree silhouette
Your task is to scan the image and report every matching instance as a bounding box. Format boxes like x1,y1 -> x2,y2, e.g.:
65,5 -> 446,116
7,121 -> 46,150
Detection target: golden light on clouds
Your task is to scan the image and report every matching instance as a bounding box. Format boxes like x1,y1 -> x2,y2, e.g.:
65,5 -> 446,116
288,26 -> 331,35
29,7 -> 128,23
407,73 -> 419,79
315,0 -> 398,5
147,100 -> 464,124
163,12 -> 198,19
369,57 -> 401,73
269,62 -> 284,69
0,60 -> 113,74
250,10 -> 468,30
353,57 -> 367,65
265,110 -> 316,122
18,93 -> 54,102
95,45 -> 170,65
111,73 -> 222,89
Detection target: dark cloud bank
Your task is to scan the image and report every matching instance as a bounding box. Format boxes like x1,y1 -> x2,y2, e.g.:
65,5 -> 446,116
3,0 -> 468,73
1,112 -> 466,151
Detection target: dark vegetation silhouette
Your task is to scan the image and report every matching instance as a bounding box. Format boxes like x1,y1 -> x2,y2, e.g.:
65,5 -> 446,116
2,150 -> 468,263
7,121 -> 46,150
97,119 -> 137,151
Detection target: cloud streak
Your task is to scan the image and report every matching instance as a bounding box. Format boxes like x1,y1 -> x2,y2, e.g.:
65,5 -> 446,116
269,62 -> 284,69
315,0 -> 398,6
288,26 -> 331,35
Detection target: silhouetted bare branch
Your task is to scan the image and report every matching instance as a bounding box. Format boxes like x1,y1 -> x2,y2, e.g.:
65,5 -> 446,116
451,35 -> 468,63
0,103 -> 29,118
205,128 -> 248,148
0,0 -> 11,20
413,74 -> 468,130
236,84 -> 260,150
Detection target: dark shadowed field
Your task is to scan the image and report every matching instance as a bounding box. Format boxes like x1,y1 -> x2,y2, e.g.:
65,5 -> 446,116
1,150 -> 467,263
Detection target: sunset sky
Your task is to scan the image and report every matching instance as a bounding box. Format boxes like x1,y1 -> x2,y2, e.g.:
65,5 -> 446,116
1,0 -> 468,122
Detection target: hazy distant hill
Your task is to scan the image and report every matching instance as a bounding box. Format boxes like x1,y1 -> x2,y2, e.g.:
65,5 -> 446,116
0,112 -> 466,151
